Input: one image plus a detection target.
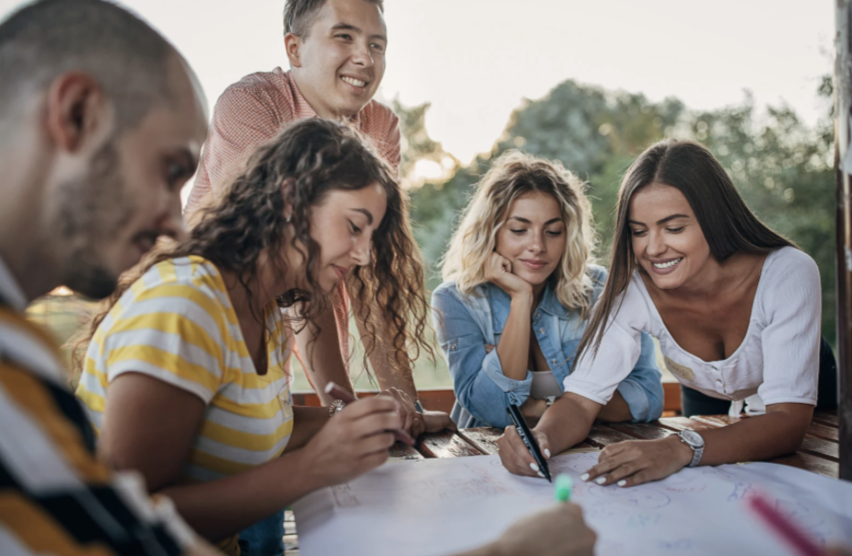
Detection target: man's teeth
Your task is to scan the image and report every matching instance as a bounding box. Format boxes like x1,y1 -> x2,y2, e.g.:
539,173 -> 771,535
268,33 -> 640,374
341,76 -> 366,87
653,258 -> 683,269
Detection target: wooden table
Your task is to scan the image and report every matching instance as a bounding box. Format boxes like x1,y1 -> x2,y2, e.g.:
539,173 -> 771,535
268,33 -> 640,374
282,410 -> 841,554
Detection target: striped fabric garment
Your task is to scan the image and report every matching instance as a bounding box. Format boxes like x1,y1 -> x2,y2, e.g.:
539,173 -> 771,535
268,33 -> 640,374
77,255 -> 294,486
0,305 -> 194,555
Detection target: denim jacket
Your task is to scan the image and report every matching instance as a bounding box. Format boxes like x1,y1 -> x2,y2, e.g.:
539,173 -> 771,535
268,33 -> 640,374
431,265 -> 664,429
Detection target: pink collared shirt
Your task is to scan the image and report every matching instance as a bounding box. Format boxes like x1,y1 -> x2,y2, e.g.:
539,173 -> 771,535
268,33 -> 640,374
185,68 -> 401,377
185,67 -> 401,214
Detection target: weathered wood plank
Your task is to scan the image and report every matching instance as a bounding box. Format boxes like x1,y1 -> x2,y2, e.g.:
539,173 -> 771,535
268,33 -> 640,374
768,451 -> 838,478
389,441 -> 425,460
609,422 -> 674,441
657,416 -> 715,432
417,431 -> 483,458
808,422 -> 840,441
689,415 -> 745,428
458,428 -> 502,455
812,410 -> 839,427
585,424 -> 637,448
799,436 -> 840,460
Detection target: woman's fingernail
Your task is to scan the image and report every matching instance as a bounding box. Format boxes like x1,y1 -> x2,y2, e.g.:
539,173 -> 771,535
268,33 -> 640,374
544,449 -> 551,458
529,462 -> 540,472
617,480 -> 628,487
595,476 -> 607,485
537,471 -> 545,478
580,473 -> 590,482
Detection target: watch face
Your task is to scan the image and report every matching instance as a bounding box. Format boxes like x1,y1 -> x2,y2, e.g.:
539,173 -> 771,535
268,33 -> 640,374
681,430 -> 704,447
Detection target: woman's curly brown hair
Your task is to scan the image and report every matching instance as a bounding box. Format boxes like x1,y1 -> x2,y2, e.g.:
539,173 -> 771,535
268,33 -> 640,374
71,118 -> 433,376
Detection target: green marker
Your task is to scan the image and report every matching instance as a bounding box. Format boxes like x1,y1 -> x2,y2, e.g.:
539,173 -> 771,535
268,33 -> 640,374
554,474 -> 573,503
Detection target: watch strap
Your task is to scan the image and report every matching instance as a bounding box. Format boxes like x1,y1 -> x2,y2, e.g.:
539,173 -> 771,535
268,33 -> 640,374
678,431 -> 705,467
688,444 -> 704,467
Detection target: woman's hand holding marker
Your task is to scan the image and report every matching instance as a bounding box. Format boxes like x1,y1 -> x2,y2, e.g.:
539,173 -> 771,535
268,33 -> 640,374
496,424 -> 552,478
580,436 -> 693,488
300,396 -> 403,488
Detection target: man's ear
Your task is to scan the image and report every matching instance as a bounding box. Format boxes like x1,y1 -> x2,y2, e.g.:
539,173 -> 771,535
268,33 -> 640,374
45,72 -> 112,153
284,33 -> 303,68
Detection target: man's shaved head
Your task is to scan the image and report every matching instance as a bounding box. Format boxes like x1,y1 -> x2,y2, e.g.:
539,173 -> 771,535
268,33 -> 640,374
0,0 -> 207,302
0,0 -> 176,134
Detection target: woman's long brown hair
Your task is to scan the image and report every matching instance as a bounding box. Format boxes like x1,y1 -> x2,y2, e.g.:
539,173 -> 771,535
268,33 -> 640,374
71,118 -> 433,375
573,139 -> 794,367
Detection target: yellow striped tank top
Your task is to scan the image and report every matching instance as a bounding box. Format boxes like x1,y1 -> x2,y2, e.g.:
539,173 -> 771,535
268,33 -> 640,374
76,256 -> 293,554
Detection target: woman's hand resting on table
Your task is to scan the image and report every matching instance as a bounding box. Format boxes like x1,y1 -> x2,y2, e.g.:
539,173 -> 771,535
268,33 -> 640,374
580,435 -> 693,488
380,387 -> 456,438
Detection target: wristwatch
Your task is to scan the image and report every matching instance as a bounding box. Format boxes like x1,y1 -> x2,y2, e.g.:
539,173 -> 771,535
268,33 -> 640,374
414,400 -> 424,413
328,399 -> 345,416
677,430 -> 705,467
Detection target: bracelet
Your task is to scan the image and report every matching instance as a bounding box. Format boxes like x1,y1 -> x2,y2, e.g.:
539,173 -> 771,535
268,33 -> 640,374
414,400 -> 424,413
328,399 -> 345,416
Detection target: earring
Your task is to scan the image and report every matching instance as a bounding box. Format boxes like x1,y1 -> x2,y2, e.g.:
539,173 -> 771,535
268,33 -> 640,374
285,215 -> 292,223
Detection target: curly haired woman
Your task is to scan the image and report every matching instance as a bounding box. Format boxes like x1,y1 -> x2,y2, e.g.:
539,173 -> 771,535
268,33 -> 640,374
74,119 -> 426,554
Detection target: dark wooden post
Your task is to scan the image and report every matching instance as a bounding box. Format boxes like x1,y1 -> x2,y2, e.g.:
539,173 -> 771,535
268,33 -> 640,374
835,0 -> 852,481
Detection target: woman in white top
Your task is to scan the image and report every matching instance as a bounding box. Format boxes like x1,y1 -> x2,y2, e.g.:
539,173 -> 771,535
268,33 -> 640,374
496,139 -> 833,487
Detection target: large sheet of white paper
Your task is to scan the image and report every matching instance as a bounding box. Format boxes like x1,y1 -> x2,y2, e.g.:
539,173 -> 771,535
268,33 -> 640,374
293,452 -> 852,556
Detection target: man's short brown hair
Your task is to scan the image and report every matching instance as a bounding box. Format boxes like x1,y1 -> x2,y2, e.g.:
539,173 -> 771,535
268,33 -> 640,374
283,0 -> 383,38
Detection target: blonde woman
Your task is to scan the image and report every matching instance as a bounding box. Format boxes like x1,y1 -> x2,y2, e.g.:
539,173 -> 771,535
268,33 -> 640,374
432,151 -> 663,431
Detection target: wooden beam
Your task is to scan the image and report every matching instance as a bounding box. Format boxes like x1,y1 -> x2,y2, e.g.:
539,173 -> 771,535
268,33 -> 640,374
835,0 -> 852,481
292,384 -> 684,415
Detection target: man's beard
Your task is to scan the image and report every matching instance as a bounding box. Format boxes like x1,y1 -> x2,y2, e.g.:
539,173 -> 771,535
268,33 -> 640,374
53,140 -> 134,300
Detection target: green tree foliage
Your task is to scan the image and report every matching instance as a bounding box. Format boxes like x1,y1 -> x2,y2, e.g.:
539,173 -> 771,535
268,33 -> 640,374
407,78 -> 836,339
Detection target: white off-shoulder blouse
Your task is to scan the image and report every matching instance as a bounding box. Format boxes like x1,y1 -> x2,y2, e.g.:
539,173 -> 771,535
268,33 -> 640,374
563,247 -> 821,416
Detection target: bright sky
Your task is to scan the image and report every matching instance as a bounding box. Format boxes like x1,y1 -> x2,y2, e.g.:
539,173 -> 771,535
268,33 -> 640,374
0,0 -> 834,164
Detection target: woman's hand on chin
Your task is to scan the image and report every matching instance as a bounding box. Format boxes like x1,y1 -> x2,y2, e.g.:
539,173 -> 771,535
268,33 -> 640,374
580,436 -> 694,488
485,252 -> 532,299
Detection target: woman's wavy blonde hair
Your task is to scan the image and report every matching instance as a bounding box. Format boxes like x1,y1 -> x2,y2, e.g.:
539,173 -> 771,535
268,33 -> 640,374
441,150 -> 597,316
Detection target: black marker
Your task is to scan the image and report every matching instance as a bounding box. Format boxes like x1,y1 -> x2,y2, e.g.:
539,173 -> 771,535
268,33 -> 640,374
506,404 -> 551,482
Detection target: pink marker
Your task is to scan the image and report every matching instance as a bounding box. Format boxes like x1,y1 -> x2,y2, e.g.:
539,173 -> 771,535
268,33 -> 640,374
746,492 -> 824,556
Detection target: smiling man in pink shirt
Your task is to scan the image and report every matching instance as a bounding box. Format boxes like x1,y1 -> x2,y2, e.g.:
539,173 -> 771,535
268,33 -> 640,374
184,3 -> 453,553
185,0 -> 450,444
185,0 -> 400,214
